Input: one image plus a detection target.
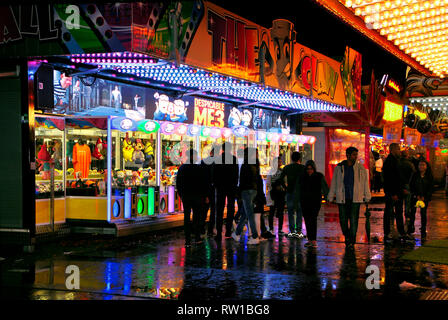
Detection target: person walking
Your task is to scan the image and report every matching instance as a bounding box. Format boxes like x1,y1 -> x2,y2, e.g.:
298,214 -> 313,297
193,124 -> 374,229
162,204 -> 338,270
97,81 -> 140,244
213,142 -> 239,242
232,147 -> 260,245
328,147 -> 371,247
373,151 -> 383,193
400,149 -> 416,236
255,149 -> 274,240
301,160 -> 329,247
278,151 -> 306,239
202,145 -> 217,237
383,143 -> 407,242
176,149 -> 210,247
267,156 -> 287,237
408,159 -> 433,239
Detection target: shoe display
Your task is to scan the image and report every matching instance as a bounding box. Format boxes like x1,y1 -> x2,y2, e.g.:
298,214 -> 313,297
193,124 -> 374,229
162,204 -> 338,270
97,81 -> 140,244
247,237 -> 260,245
231,232 -> 240,242
287,232 -> 295,238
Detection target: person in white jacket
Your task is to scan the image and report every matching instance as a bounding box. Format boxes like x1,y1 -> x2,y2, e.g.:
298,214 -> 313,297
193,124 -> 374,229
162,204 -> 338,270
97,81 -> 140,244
327,147 -> 371,247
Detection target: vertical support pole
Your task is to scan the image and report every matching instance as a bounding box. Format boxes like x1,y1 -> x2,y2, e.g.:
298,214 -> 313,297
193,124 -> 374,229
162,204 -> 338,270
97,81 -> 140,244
107,117 -> 112,222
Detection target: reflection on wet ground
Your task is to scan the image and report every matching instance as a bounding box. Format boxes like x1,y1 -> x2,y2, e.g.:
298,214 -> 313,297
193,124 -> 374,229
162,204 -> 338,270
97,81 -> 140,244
1,191 -> 448,300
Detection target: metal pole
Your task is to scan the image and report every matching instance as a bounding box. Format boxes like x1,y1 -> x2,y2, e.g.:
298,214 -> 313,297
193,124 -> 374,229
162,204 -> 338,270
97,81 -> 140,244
50,161 -> 55,233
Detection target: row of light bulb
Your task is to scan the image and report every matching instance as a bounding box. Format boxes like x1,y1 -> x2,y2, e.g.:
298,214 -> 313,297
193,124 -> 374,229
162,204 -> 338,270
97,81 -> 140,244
341,0 -> 448,77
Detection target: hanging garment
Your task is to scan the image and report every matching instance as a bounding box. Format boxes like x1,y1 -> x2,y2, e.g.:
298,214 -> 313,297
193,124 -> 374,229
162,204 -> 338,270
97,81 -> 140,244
73,143 -> 91,179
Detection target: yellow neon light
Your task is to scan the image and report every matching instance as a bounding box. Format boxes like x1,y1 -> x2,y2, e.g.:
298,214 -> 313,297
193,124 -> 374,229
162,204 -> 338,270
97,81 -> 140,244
383,100 -> 403,122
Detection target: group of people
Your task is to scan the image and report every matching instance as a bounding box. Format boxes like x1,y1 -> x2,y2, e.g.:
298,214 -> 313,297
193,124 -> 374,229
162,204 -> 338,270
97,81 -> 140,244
176,141 -> 434,248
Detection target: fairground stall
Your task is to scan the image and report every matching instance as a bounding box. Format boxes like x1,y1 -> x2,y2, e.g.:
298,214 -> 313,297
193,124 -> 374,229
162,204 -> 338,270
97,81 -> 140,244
0,1 -> 362,243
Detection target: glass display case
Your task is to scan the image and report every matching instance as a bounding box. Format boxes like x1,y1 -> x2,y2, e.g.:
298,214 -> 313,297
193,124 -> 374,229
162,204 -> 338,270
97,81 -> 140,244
35,116 -> 66,225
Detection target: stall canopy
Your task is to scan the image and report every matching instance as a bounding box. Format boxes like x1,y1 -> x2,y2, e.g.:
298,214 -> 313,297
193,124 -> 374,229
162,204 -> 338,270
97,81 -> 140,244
2,2 -> 363,114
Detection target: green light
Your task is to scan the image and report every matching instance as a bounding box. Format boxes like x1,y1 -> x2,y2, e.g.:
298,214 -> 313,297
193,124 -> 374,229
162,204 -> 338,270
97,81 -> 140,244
137,120 -> 160,134
442,149 -> 448,154
137,198 -> 144,214
148,187 -> 155,216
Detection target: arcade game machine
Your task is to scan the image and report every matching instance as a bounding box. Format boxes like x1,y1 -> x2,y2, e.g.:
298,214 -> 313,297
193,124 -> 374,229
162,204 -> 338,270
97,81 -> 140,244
64,117 -> 113,224
110,117 -> 158,219
160,122 -> 197,214
35,116 -> 66,230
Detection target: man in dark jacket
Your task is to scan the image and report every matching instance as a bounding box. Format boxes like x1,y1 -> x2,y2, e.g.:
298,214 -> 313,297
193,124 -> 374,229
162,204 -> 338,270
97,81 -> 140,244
383,143 -> 407,241
213,142 -> 239,241
278,151 -> 305,238
176,149 -> 210,246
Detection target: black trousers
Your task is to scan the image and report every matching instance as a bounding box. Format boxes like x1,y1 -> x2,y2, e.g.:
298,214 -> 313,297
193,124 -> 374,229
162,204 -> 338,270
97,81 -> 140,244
384,195 -> 405,236
301,200 -> 321,241
216,188 -> 236,237
408,198 -> 429,235
206,189 -> 216,234
182,196 -> 204,242
268,192 -> 286,232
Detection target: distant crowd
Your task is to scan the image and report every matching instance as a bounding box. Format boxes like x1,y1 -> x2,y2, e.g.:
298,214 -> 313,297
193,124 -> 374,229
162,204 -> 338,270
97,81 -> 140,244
176,142 -> 434,248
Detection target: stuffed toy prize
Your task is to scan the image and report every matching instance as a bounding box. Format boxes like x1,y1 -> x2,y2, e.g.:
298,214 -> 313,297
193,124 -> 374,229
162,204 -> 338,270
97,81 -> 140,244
415,200 -> 426,208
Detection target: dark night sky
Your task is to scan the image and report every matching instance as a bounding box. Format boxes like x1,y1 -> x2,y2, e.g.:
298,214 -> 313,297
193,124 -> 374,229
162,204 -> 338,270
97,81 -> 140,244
209,0 -> 409,87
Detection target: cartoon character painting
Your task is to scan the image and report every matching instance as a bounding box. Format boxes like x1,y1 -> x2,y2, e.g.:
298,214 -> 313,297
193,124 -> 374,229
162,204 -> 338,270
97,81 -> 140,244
270,19 -> 295,90
228,107 -> 242,128
241,110 -> 252,127
154,93 -> 170,121
170,99 -> 188,122
153,93 -> 189,122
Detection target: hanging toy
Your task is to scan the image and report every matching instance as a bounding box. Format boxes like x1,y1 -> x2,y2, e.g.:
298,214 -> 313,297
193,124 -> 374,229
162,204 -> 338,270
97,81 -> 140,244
132,138 -> 145,165
415,200 -> 426,208
122,133 -> 134,162
37,143 -> 52,180
93,138 -> 106,160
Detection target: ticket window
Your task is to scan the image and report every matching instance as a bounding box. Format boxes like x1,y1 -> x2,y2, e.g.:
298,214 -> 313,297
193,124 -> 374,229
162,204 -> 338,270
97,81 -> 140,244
35,116 -> 65,225
65,126 -> 107,197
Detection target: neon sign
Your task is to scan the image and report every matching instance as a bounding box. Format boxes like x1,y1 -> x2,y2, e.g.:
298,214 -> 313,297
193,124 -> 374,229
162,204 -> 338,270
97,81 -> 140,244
193,98 -> 225,128
387,79 -> 401,93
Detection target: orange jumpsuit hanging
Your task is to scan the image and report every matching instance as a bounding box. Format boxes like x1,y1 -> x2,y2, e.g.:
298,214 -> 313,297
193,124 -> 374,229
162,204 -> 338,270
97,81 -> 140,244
73,143 -> 91,179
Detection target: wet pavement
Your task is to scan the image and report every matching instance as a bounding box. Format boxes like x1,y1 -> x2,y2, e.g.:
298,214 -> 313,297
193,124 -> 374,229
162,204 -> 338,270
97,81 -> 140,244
1,191 -> 448,301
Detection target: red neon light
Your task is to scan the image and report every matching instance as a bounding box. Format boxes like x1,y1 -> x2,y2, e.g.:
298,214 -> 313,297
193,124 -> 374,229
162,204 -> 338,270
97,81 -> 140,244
387,79 -> 401,93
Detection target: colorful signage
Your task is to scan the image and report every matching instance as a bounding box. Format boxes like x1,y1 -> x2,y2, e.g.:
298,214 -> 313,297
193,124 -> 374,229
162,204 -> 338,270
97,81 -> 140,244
193,98 -> 225,127
2,3 -> 361,110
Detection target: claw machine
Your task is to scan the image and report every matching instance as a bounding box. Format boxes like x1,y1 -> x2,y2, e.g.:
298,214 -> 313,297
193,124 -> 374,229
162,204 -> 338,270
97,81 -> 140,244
35,116 -> 66,230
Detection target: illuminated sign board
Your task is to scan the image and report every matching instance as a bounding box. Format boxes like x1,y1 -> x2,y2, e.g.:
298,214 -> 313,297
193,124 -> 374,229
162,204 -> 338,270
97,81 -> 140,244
383,100 -> 403,122
194,98 -> 225,127
387,79 -> 401,93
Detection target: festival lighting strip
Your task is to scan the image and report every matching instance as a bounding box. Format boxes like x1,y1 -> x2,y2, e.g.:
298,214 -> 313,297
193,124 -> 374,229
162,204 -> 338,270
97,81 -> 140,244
70,53 -> 349,113
339,0 -> 448,78
409,96 -> 448,111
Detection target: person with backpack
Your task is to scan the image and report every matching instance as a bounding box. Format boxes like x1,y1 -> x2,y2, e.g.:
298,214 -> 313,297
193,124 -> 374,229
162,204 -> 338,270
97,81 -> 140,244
267,156 -> 287,237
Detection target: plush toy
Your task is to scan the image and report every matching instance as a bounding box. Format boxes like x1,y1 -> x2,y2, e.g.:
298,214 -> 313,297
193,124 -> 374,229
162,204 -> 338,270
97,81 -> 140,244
144,140 -> 154,161
37,143 -> 52,180
93,138 -> 106,160
116,170 -> 125,186
122,134 -> 134,162
132,138 -> 145,165
140,169 -> 149,185
125,170 -> 133,185
132,171 -> 142,186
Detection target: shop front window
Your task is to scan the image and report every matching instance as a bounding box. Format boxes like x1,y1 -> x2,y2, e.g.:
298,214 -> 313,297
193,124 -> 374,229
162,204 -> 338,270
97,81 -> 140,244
35,117 -> 65,200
